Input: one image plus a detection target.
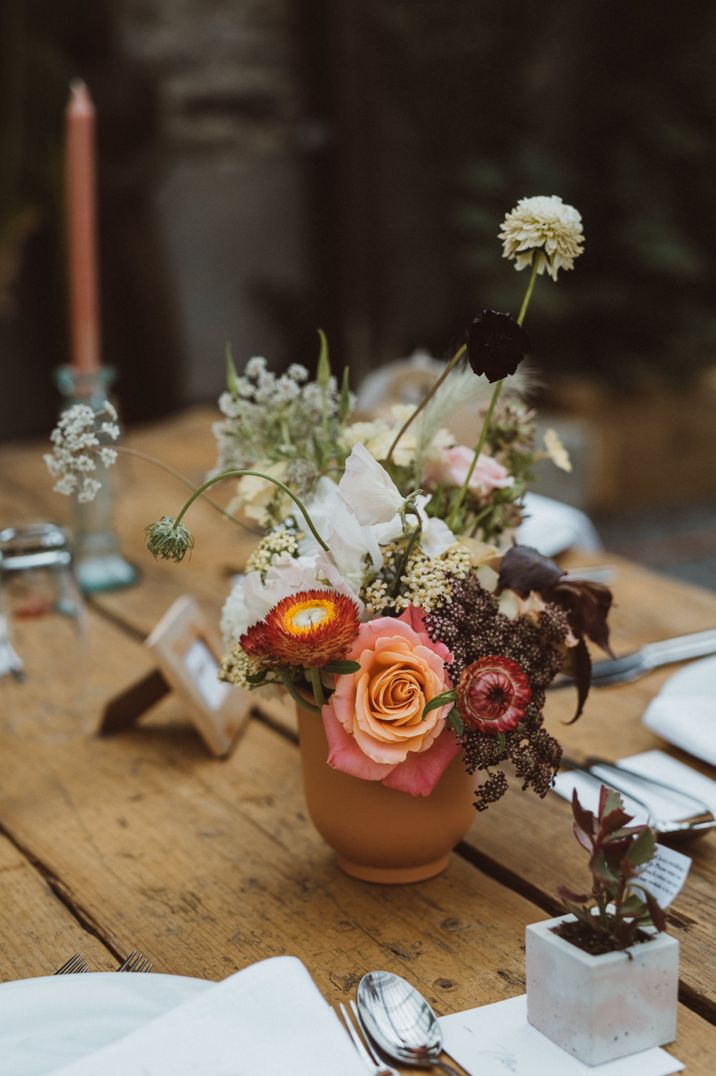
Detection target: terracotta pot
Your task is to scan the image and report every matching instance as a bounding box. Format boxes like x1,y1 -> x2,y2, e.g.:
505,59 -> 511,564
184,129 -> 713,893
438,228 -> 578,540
297,705 -> 476,884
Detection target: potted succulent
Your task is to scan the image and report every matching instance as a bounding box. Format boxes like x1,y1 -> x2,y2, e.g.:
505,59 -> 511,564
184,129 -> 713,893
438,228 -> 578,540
526,785 -> 678,1065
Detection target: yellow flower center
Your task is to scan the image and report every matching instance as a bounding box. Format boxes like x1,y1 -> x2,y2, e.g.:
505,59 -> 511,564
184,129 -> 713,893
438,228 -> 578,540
280,598 -> 336,635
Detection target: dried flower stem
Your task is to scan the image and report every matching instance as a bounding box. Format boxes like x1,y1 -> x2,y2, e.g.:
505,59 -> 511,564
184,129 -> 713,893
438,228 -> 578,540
108,445 -> 261,534
385,343 -> 466,465
173,469 -> 330,551
447,260 -> 540,531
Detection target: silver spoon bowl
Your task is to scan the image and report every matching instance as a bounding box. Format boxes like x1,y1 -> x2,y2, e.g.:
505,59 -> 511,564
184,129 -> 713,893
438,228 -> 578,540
357,971 -> 461,1074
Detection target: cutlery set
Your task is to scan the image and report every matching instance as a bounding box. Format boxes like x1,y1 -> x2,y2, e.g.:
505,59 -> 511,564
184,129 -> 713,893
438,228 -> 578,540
53,951 -> 153,975
337,971 -> 462,1075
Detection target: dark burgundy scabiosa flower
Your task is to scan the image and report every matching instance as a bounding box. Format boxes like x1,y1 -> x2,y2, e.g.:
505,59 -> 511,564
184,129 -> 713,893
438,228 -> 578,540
466,310 -> 531,383
457,656 -> 532,734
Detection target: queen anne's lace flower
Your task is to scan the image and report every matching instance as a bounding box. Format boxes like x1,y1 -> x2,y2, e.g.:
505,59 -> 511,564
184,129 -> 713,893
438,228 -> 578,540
499,195 -> 584,281
44,402 -> 119,502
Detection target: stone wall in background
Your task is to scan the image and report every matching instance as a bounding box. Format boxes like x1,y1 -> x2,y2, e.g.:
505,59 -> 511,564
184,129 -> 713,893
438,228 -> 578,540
115,0 -> 310,401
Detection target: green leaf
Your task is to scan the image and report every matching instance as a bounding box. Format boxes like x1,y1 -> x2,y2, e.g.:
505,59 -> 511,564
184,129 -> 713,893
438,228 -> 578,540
316,328 -> 330,388
619,894 -> 648,918
447,707 -> 464,736
323,660 -> 361,675
599,786 -> 623,819
625,826 -> 656,867
225,341 -> 239,394
422,690 -> 456,719
340,365 -> 351,420
590,848 -> 617,883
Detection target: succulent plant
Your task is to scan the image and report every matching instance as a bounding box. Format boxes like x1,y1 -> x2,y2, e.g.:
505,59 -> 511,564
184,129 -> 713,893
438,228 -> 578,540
557,784 -> 666,951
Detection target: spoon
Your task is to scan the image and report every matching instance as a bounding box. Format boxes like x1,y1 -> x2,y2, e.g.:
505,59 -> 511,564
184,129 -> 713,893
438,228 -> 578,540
356,971 -> 462,1074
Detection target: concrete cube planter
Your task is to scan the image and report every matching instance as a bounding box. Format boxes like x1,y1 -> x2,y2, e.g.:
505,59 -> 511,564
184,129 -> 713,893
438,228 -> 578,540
526,915 -> 679,1066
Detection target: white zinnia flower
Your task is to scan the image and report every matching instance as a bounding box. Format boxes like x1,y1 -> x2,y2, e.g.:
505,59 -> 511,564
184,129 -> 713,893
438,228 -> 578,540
499,195 -> 584,281
338,443 -> 404,524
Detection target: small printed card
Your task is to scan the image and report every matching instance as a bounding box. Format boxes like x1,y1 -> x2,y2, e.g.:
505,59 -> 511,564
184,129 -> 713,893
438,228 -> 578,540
439,995 -> 683,1076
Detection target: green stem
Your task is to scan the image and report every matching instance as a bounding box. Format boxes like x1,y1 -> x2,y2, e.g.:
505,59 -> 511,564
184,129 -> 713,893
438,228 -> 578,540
281,674 -> 321,713
108,445 -> 262,535
446,259 -> 541,532
385,344 -> 466,465
446,380 -> 503,530
516,257 -> 540,327
391,513 -> 422,599
173,469 -> 329,551
307,666 -> 325,707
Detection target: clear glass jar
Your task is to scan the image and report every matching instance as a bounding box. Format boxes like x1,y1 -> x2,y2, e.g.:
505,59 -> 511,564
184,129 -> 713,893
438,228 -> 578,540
0,523 -> 85,683
55,365 -> 137,592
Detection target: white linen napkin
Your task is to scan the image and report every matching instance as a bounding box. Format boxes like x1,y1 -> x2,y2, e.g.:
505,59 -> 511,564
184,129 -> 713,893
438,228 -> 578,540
51,956 -> 366,1076
643,696 -> 716,766
440,995 -> 682,1076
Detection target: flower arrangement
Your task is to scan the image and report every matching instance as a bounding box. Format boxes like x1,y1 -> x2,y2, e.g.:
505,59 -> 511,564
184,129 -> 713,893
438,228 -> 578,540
556,785 -> 666,954
46,195 -> 611,811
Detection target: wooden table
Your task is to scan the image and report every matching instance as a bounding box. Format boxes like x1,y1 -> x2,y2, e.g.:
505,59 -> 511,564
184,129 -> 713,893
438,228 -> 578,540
2,407 -> 716,1072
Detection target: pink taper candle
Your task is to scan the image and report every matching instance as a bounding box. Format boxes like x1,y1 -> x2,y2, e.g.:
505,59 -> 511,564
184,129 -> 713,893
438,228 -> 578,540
66,80 -> 101,372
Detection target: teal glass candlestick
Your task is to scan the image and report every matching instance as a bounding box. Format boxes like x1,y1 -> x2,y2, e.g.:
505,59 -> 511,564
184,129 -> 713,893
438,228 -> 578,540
55,365 -> 138,593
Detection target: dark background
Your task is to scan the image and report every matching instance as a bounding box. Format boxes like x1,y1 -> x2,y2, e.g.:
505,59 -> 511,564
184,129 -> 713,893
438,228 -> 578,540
1,0 -> 715,589
2,0 -> 716,434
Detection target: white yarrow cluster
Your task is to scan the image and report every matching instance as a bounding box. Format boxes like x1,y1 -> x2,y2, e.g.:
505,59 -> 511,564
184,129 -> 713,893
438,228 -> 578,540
212,356 -> 353,476
44,402 -> 120,502
499,195 -> 584,281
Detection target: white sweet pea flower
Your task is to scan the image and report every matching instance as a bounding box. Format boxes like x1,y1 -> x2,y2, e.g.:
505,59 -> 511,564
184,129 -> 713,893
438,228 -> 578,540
338,443 -> 404,525
300,477 -> 383,596
410,494 -> 456,558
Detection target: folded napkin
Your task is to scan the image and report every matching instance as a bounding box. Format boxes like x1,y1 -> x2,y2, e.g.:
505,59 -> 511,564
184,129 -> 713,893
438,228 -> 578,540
52,956 -> 366,1076
643,696 -> 716,766
517,492 -> 604,557
440,995 -> 682,1076
553,749 -> 716,827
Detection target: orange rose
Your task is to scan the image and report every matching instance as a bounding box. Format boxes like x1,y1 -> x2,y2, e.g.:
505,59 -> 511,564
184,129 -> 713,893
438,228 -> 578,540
322,606 -> 460,796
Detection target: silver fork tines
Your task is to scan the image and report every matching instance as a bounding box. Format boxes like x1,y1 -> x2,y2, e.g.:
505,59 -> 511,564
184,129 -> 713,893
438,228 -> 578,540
337,1001 -> 398,1076
116,950 -> 153,973
54,953 -> 88,975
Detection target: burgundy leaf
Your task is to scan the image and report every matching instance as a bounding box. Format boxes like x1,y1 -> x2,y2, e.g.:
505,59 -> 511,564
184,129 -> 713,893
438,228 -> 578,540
561,638 -> 592,722
497,545 -> 565,598
548,578 -> 614,655
600,808 -> 633,836
571,788 -> 595,841
643,888 -> 667,932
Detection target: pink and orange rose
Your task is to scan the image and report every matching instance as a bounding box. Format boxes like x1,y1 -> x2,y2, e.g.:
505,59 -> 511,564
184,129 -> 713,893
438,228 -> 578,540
322,606 -> 459,796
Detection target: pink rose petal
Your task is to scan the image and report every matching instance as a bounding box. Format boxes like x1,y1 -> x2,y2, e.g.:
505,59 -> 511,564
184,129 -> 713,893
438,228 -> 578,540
381,727 -> 462,796
322,706 -> 396,782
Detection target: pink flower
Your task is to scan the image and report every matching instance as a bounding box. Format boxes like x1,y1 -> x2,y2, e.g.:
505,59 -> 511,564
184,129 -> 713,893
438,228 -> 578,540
425,445 -> 513,494
322,607 -> 460,796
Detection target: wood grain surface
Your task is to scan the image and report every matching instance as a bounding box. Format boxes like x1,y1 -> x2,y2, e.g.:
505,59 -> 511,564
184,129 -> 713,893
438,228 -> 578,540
2,407 -> 716,1072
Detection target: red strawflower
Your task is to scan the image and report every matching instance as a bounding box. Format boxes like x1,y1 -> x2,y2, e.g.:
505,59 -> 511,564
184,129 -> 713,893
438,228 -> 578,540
456,655 -> 532,734
240,589 -> 360,668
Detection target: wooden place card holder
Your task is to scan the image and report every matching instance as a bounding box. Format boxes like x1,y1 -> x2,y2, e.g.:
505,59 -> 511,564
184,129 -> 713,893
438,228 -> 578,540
99,595 -> 251,756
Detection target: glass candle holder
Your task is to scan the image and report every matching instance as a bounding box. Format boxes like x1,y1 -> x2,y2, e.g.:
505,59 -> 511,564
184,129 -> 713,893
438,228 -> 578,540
55,365 -> 138,593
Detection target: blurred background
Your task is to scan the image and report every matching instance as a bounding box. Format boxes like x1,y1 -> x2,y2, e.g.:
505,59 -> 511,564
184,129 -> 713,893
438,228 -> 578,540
1,0 -> 715,585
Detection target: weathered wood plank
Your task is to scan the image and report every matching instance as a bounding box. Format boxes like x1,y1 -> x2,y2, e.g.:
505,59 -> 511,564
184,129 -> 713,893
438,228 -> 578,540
0,712 -> 710,1069
0,835 -> 113,981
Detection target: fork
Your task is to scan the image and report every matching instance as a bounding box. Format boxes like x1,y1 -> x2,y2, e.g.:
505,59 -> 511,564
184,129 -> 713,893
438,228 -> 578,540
337,1001 -> 399,1076
555,627 -> 716,689
54,953 -> 88,975
116,950 -> 153,973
